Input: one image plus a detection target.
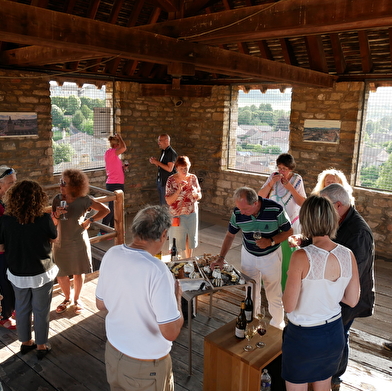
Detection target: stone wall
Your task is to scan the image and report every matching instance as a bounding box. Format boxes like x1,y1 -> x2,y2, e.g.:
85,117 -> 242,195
114,82 -> 230,211
289,82 -> 364,193
0,70 -> 108,193
0,70 -> 53,184
0,71 -> 390,257
200,82 -> 392,258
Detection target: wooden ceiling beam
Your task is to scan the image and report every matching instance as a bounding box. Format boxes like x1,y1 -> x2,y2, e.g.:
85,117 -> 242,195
257,41 -> 273,60
0,0 -> 335,88
358,30 -> 373,73
137,0 -> 392,45
280,38 -> 297,66
151,0 -> 181,13
329,33 -> 347,74
0,46 -> 103,66
305,35 -> 328,73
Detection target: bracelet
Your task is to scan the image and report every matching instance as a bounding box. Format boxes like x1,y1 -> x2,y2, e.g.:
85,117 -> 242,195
51,212 -> 59,220
218,255 -> 225,260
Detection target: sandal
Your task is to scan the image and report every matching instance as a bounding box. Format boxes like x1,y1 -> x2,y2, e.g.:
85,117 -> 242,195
0,318 -> 17,330
56,299 -> 71,314
74,301 -> 84,314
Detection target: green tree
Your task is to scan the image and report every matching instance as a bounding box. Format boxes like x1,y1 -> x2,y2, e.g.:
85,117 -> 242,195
51,105 -> 65,128
81,104 -> 93,120
383,141 -> 392,154
256,110 -> 275,126
258,103 -> 273,111
51,96 -> 68,112
376,156 -> 392,190
379,116 -> 392,132
67,95 -> 81,115
72,110 -> 85,129
261,145 -> 281,154
60,116 -> 71,130
81,118 -> 94,135
275,114 -> 290,131
238,109 -> 252,124
53,143 -> 74,164
360,165 -> 380,187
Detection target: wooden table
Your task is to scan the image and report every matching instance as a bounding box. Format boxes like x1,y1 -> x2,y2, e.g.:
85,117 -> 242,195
181,273 -> 256,375
203,319 -> 282,391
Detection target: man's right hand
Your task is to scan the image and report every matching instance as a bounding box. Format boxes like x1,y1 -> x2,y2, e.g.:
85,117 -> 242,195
210,257 -> 225,270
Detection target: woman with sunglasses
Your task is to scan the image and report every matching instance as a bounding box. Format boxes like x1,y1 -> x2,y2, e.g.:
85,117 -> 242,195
0,165 -> 17,330
258,153 -> 306,290
52,169 -> 109,315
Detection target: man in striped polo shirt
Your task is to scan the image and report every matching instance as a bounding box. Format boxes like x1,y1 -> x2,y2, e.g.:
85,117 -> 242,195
212,187 -> 293,329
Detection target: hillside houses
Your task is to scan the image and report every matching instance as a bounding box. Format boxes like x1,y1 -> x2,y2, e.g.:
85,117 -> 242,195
237,125 -> 289,152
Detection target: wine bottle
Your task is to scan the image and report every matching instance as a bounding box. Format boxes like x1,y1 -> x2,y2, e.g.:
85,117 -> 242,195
171,238 -> 178,261
235,302 -> 247,339
244,286 -> 254,323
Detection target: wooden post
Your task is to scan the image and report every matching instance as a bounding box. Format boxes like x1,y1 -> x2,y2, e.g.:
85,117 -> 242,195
113,189 -> 125,245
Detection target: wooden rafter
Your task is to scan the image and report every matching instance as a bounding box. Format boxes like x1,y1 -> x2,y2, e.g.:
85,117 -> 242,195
0,0 -> 336,87
305,35 -> 328,73
138,0 -> 392,44
280,38 -> 297,66
329,33 -> 347,74
358,30 -> 373,73
257,41 -> 273,60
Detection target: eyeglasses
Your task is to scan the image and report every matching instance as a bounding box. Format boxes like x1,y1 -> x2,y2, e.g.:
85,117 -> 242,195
59,179 -> 67,187
276,165 -> 290,172
0,168 -> 15,179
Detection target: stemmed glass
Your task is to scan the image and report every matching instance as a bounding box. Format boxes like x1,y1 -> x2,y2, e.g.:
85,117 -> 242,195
59,200 -> 68,220
255,306 -> 267,348
243,324 -> 256,352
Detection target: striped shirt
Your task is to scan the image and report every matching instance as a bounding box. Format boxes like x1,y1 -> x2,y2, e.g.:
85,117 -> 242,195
228,197 -> 291,256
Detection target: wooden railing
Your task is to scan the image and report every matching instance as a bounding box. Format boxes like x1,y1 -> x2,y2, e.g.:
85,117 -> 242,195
44,184 -> 125,246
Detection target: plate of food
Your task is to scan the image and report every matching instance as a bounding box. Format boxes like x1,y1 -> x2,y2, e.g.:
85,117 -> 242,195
166,258 -> 211,291
196,254 -> 246,287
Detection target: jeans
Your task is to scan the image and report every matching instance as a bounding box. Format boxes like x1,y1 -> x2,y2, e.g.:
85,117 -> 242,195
12,281 -> 54,345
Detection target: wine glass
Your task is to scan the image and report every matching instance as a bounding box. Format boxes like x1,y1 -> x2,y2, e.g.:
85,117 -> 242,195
59,200 -> 68,220
243,324 -> 255,352
255,306 -> 267,348
256,305 -> 266,321
253,231 -> 262,240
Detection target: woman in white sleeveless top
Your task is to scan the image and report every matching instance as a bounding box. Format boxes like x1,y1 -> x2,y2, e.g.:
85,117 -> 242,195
282,195 -> 360,391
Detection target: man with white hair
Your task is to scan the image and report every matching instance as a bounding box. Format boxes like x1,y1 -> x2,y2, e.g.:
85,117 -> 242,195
211,186 -> 293,330
320,183 -> 375,391
96,205 -> 183,391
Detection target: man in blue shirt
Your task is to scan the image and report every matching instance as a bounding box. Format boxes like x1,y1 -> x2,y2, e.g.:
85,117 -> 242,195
212,187 -> 293,329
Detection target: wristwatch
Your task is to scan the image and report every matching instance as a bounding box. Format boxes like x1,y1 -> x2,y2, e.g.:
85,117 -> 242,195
89,217 -> 95,223
270,238 -> 275,246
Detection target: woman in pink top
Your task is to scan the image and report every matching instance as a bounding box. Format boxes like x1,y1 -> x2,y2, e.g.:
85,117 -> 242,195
165,156 -> 202,258
102,134 -> 127,230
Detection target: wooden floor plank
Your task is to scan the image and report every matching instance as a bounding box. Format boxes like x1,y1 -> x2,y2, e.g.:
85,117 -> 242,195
1,217 -> 391,390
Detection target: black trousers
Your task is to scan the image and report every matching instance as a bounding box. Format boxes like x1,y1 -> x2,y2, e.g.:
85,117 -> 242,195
0,253 -> 15,320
